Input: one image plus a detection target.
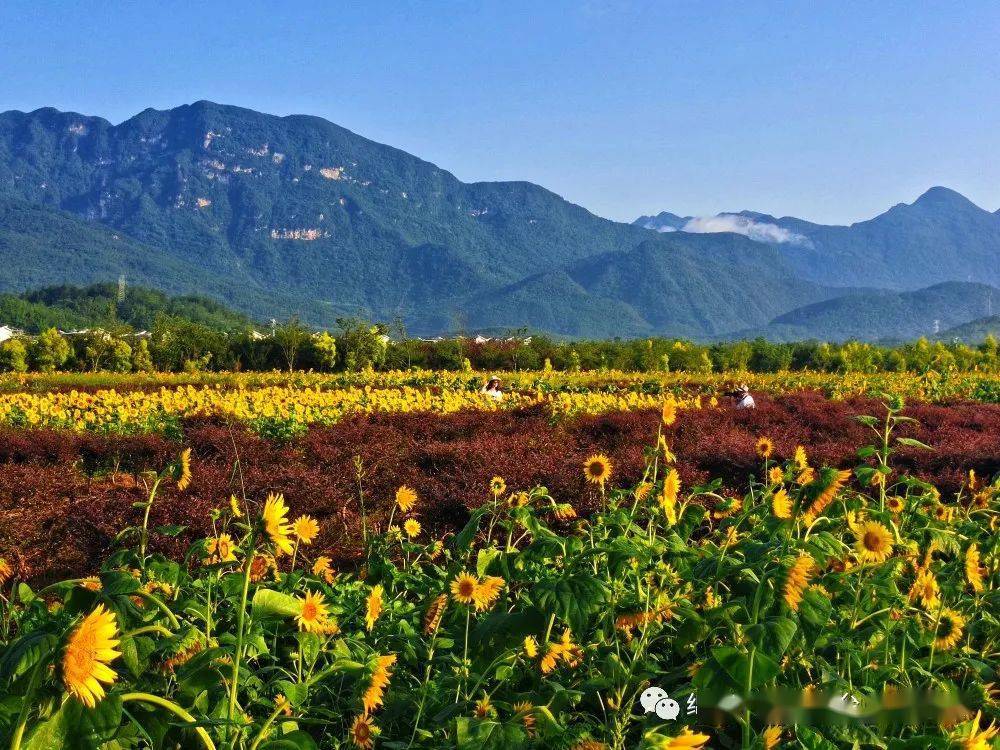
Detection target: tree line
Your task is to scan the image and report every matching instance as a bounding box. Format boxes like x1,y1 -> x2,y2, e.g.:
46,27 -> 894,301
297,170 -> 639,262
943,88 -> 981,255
1,314 -> 998,374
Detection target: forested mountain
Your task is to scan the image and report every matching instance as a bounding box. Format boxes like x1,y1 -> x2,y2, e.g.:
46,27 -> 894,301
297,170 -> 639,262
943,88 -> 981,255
0,101 -> 997,340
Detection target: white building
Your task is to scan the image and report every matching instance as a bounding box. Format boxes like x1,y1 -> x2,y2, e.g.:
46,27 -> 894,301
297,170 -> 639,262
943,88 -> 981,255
0,325 -> 24,343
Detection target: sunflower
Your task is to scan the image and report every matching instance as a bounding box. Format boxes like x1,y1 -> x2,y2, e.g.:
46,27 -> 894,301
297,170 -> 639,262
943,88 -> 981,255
886,495 -> 905,514
771,488 -> 792,519
274,693 -> 292,716
968,469 -> 978,491
658,435 -> 677,463
794,445 -> 809,470
229,494 -> 243,517
662,727 -> 711,748
473,576 -> 505,611
935,504 -> 954,523
423,593 -> 448,634
661,468 -> 681,519
553,503 -> 577,520
909,569 -> 940,610
523,636 -> 538,658
796,467 -> 816,485
403,518 -> 421,539
513,701 -> 536,736
956,711 -> 999,750
756,437 -> 775,459
634,482 -> 653,502
262,493 -> 294,555
292,515 -> 320,544
204,533 -> 237,564
583,454 -> 612,486
768,466 -> 785,484
474,694 -> 494,718
933,608 -> 966,651
0,558 -> 13,585
395,485 -> 417,513
661,399 -> 677,426
249,553 -> 278,582
175,448 -> 193,491
783,554 -> 815,611
803,469 -> 851,523
350,714 -> 377,749
510,491 -> 531,507
489,476 -> 507,496
362,654 -> 396,714
451,572 -> 479,605
296,590 -> 329,632
62,604 -> 121,708
712,495 -> 742,520
312,555 -> 335,583
854,522 -> 894,564
965,544 -> 985,593
365,585 -> 384,631
762,726 -> 782,750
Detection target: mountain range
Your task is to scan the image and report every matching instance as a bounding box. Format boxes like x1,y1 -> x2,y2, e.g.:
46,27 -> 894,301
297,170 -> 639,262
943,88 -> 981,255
0,101 -> 997,341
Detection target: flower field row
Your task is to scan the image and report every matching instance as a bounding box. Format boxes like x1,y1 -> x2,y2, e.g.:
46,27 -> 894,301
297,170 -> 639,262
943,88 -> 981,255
1,368 -> 999,433
0,396 -> 997,748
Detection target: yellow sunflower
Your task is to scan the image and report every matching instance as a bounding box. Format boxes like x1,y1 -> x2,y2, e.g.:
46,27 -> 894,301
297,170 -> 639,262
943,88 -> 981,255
661,399 -> 677,426
450,572 -> 479,605
965,544 -> 985,593
933,608 -> 966,651
296,590 -> 329,633
513,701 -> 536,736
523,636 -> 538,658
0,558 -> 12,585
783,554 -> 815,611
350,714 -> 377,749
204,533 -> 237,564
768,466 -> 785,484
365,585 -> 384,631
762,726 -> 782,750
908,569 -> 940,610
955,710 -> 998,750
423,593 -> 448,634
175,448 -> 193,491
771,488 -> 792,519
662,727 -> 711,748
62,604 -> 121,708
312,555 -> 335,583
362,653 -> 396,714
229,494 -> 243,517
854,522 -> 894,564
886,495 -> 905,514
583,454 -> 612,486
794,445 -> 808,470
395,485 -> 417,513
756,437 -> 775,459
473,576 -> 505,611
262,493 -> 294,555
489,476 -> 507,496
292,515 -> 320,544
403,518 -> 422,538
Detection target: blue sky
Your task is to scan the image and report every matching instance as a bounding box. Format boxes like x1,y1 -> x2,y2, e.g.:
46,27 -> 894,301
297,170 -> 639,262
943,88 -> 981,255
1,0 -> 997,224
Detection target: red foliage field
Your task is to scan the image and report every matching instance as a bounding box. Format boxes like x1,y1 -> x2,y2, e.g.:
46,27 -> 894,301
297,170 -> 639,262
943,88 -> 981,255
1,391 -> 998,583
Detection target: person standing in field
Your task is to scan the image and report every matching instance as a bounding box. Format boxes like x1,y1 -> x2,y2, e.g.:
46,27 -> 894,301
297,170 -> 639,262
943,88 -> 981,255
732,384 -> 755,409
480,375 -> 503,401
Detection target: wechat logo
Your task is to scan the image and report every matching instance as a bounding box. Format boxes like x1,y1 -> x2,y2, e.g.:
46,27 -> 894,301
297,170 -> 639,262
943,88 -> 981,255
639,687 -> 680,720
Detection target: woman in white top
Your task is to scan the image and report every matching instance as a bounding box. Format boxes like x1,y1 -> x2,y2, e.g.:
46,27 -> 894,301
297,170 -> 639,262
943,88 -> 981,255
480,376 -> 503,401
732,384 -> 755,409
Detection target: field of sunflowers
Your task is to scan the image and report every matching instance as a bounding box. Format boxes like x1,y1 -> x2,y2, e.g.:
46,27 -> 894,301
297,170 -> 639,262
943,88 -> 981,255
0,370 -> 998,749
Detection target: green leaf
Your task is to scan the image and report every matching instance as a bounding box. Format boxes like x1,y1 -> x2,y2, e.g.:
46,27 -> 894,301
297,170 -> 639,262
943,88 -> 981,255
710,646 -> 778,690
799,587 -> 833,627
896,437 -> 933,450
0,632 -> 57,681
78,695 -> 124,744
275,680 -> 309,707
99,571 -> 140,596
533,574 -> 609,635
154,524 -> 187,537
24,699 -> 79,750
795,725 -> 839,750
16,583 -> 36,604
297,632 -> 320,670
453,507 -> 489,553
259,732 -> 318,750
745,617 -> 797,659
251,589 -> 300,619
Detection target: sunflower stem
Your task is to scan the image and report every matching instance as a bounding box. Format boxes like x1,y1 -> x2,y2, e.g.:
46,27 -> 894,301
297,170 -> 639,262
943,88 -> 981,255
119,692 -> 216,750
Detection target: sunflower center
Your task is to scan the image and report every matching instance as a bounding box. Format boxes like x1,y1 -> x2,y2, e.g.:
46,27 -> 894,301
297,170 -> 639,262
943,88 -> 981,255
864,532 -> 883,550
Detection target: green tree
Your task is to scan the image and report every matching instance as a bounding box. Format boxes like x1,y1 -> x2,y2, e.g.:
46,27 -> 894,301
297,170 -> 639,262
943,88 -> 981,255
29,327 -> 70,372
337,318 -> 388,371
313,331 -> 338,371
132,338 -> 154,372
274,317 -> 312,372
0,338 -> 28,373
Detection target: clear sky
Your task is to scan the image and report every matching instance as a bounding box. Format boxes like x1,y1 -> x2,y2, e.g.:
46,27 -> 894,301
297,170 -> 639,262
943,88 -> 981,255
1,0 -> 997,224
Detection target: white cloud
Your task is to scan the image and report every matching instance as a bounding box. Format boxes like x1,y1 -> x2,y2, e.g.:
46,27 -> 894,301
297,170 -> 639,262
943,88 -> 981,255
680,214 -> 810,245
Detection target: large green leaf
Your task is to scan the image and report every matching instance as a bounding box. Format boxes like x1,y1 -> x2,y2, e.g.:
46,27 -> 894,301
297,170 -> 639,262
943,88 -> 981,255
252,589 -> 300,619
710,646 -> 779,691
533,574 -> 609,636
